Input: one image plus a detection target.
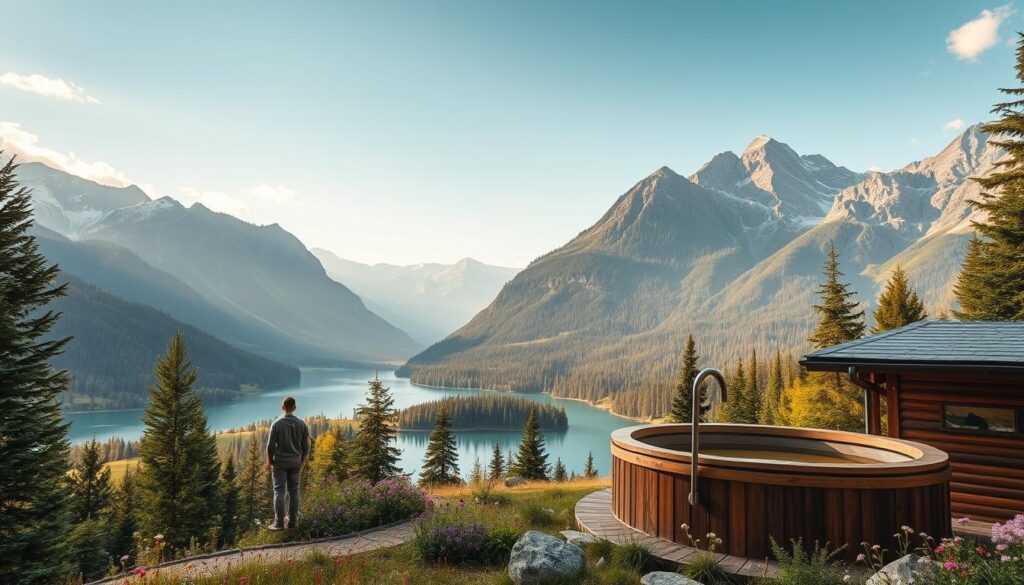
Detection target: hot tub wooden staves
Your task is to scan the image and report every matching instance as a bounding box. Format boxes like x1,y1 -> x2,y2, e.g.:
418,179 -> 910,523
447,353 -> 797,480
611,424 -> 952,563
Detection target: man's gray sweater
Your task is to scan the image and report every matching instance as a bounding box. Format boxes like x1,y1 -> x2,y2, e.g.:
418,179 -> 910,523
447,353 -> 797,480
266,413 -> 309,467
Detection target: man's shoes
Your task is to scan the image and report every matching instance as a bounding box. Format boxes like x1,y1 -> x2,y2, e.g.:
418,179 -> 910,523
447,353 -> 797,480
268,524 -> 285,532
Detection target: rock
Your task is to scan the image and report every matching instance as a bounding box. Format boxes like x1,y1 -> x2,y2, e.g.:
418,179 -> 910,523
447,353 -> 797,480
641,572 -> 703,585
504,476 -> 527,487
866,554 -> 924,585
560,530 -> 596,546
507,530 -> 586,585
595,556 -> 606,569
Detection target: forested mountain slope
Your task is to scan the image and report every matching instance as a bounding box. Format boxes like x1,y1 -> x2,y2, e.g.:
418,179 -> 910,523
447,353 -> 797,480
399,126 -> 1001,417
49,274 -> 299,411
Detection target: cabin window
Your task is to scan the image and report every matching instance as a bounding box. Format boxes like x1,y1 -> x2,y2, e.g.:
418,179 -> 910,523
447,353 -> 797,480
942,405 -> 1020,434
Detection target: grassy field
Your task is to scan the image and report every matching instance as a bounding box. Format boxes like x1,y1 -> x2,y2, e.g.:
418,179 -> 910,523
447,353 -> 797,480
160,479 -> 696,585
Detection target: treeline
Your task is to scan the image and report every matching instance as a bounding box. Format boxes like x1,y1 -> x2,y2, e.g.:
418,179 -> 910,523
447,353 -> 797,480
48,275 -> 300,411
398,396 -> 568,431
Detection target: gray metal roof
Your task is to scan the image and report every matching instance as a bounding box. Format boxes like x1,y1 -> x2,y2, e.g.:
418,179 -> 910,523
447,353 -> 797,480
801,320 -> 1024,373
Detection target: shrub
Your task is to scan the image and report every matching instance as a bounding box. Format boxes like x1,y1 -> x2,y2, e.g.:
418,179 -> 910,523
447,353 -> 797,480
481,527 -> 522,565
414,500 -> 493,565
586,537 -> 616,562
300,476 -> 432,539
770,538 -> 849,585
610,540 -> 659,573
900,515 -> 1024,585
472,481 -> 511,507
683,553 -> 734,585
520,502 -> 557,528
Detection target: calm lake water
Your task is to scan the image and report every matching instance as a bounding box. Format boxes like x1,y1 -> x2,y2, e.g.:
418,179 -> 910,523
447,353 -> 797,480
64,368 -> 636,479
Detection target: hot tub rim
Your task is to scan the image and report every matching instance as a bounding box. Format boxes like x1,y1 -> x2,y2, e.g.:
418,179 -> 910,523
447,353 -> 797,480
611,423 -> 950,482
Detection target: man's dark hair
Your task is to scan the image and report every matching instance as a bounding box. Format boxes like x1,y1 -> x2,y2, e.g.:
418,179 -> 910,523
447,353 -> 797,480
282,396 -> 297,413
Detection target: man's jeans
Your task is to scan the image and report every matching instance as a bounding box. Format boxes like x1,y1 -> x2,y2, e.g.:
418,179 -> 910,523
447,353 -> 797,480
271,463 -> 301,528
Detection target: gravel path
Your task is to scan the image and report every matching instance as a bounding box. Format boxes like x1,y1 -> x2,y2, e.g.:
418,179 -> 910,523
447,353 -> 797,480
87,519 -> 417,583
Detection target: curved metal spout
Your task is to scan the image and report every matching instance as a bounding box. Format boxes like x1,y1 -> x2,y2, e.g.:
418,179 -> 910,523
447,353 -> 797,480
689,368 -> 728,506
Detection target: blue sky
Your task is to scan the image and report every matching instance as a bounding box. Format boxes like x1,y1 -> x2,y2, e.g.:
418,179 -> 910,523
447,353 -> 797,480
0,1 -> 1019,266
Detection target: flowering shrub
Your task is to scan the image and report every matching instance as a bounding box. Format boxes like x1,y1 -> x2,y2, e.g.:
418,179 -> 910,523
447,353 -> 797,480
413,499 -> 515,565
856,516 -> 1024,585
910,516 -> 1024,584
299,476 -> 432,539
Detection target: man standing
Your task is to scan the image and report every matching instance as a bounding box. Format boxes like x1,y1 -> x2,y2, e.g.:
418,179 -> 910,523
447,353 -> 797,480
266,396 -> 309,530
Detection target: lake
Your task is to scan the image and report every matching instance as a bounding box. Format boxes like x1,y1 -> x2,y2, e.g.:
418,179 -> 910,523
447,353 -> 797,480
64,368 -> 637,480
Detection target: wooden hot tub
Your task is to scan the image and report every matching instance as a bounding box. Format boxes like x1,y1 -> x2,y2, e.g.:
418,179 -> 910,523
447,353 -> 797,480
611,424 -> 952,562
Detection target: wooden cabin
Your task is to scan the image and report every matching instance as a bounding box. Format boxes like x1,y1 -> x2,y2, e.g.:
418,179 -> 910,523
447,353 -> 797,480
801,320 -> 1024,526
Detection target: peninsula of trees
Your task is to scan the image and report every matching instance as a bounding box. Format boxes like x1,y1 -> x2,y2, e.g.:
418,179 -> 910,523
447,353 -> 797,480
398,396 -> 568,432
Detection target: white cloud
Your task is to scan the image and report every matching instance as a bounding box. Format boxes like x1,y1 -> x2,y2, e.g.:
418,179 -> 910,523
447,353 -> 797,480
943,118 -> 967,131
0,72 -> 99,104
176,187 -> 249,218
0,122 -> 130,187
947,5 -> 1015,61
246,183 -> 303,205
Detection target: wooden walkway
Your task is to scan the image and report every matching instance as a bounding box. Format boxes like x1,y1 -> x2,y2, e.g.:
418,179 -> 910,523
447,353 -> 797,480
574,489 -> 779,579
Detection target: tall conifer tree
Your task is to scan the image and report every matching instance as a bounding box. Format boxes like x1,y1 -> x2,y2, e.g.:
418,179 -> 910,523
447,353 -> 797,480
512,408 -> 550,480
956,35 -> 1024,319
742,348 -> 761,423
669,335 -> 700,422
68,439 -> 113,522
553,459 -> 568,482
238,435 -> 271,531
809,242 -> 865,347
137,332 -> 221,552
488,443 -> 505,481
873,264 -> 926,332
351,376 -> 402,483
759,350 -> 785,425
108,466 -> 138,565
0,153 -> 73,584
583,451 -> 599,479
220,456 -> 240,547
419,407 -> 460,486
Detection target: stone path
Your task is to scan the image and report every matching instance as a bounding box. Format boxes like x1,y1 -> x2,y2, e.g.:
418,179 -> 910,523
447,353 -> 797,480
87,519 -> 417,583
574,489 -> 779,579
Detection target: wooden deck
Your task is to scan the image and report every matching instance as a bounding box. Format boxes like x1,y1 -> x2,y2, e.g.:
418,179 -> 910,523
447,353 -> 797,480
574,489 -> 779,579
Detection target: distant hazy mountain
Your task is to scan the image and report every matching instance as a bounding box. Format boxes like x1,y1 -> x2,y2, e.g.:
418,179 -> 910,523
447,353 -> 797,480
79,197 -> 421,364
16,161 -> 149,236
312,249 -> 519,343
18,163 -> 422,365
399,125 -> 1000,418
50,274 -> 299,411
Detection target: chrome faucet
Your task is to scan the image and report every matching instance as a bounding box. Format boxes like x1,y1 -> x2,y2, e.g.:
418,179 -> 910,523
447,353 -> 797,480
689,368 -> 728,506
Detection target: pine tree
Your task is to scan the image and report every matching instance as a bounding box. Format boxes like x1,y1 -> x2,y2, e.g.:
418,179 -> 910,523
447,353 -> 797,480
809,242 -> 865,347
220,456 -> 240,547
505,448 -> 515,476
512,408 -> 550,480
419,407 -> 460,486
0,153 -> 74,584
108,466 -> 138,565
68,439 -> 113,522
742,348 -> 761,423
488,443 -> 505,481
468,457 -> 484,484
137,333 -> 222,552
955,36 -> 1024,320
759,350 -> 785,425
351,377 -> 402,483
873,264 -> 926,332
583,451 -> 599,479
238,435 -> 271,531
553,459 -> 568,482
669,335 -> 701,422
800,243 -> 866,431
721,360 -> 749,423
310,426 -> 351,482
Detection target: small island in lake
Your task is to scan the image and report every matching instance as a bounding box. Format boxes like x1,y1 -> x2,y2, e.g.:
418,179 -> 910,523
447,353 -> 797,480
398,396 -> 569,431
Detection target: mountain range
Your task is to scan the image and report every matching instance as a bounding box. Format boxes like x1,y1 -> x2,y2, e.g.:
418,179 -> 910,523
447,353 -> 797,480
398,124 -> 1000,418
312,250 -> 519,344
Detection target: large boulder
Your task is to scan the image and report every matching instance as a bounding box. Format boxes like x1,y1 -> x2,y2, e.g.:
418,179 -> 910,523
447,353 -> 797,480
505,476 -> 527,488
507,530 -> 586,585
641,572 -> 703,585
866,554 -> 924,585
560,529 -> 596,546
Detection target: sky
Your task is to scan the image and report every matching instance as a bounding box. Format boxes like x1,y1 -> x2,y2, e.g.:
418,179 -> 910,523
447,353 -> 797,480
0,1 -> 1019,267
